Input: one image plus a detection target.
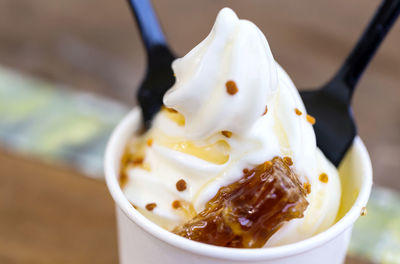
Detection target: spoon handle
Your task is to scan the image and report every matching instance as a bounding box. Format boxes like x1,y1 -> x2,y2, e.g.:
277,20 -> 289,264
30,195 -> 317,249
330,0 -> 400,101
127,0 -> 170,59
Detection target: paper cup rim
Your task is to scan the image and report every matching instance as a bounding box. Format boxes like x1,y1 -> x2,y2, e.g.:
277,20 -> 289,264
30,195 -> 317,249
105,108 -> 373,261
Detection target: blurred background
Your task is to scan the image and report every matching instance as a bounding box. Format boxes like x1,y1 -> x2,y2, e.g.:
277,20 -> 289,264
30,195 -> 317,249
0,0 -> 399,263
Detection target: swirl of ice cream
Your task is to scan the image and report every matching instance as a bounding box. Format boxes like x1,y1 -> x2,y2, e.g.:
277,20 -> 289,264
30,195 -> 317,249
122,7 -> 341,247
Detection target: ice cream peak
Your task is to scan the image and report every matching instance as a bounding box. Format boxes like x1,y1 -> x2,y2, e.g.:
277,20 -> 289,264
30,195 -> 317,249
121,8 -> 341,247
164,8 -> 278,139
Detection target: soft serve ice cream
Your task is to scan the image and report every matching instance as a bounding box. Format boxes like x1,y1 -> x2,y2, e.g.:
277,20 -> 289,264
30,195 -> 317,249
120,8 -> 341,247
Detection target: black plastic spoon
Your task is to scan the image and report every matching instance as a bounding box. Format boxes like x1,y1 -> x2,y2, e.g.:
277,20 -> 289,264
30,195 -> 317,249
127,0 -> 175,129
300,0 -> 400,166
127,0 -> 399,166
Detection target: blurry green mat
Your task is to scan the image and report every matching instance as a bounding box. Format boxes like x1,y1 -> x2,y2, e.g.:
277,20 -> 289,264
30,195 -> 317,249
0,66 -> 399,263
0,66 -> 128,177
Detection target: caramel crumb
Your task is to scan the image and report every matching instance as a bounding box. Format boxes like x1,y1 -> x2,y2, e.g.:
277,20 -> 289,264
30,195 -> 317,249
263,105 -> 268,115
295,108 -> 302,116
130,202 -> 138,209
303,182 -> 311,194
172,200 -> 181,209
145,203 -> 157,211
221,130 -> 232,138
263,161 -> 273,171
226,80 -> 238,95
147,138 -> 153,147
242,168 -> 249,174
283,156 -> 293,166
319,173 -> 329,183
176,179 -> 187,192
306,114 -> 316,125
172,157 -> 309,247
360,206 -> 367,216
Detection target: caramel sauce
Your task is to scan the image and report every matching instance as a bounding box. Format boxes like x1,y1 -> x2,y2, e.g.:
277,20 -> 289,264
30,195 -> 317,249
163,107 -> 185,126
162,139 -> 230,165
119,151 -> 144,188
172,200 -> 197,220
173,157 -> 308,248
119,139 -> 148,187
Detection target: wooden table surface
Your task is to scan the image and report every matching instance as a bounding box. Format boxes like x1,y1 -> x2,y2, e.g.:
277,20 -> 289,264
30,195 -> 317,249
1,0 -> 399,263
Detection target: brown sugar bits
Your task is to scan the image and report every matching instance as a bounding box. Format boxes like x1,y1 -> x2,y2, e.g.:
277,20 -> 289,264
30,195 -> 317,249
306,114 -> 316,125
226,80 -> 238,95
319,173 -> 329,183
360,206 -> 367,216
145,203 -> 157,211
263,105 -> 268,115
221,130 -> 232,138
283,156 -> 293,166
147,138 -> 153,147
295,108 -> 302,116
176,179 -> 187,192
172,200 -> 181,209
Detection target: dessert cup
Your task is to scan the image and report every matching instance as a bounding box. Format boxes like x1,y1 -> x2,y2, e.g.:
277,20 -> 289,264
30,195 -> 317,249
105,107 -> 372,264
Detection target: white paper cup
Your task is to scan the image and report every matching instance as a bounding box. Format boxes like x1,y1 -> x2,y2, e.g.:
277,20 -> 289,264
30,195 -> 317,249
105,108 -> 373,264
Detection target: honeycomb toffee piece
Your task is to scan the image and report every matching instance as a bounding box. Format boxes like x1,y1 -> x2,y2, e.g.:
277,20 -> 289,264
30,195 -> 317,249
173,157 -> 309,248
